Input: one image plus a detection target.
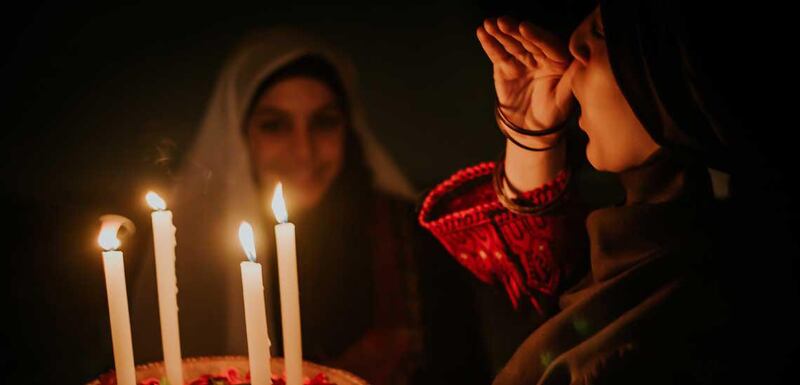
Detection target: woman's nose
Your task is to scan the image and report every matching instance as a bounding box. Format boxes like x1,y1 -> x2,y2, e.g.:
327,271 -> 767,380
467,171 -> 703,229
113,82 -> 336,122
568,28 -> 590,66
292,123 -> 314,163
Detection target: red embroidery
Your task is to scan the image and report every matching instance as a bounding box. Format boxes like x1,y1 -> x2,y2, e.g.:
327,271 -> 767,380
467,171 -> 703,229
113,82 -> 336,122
419,162 -> 570,311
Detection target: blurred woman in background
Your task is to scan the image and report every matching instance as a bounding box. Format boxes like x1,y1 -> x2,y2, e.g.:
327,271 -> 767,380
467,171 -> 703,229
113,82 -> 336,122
132,28 -> 489,385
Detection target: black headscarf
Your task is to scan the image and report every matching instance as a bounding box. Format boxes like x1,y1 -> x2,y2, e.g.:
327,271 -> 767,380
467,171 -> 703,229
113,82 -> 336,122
600,0 -> 743,172
598,2 -> 798,381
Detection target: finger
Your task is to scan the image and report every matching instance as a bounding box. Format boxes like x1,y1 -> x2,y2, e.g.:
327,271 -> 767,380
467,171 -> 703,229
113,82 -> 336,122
497,16 -> 547,59
476,25 -> 513,63
519,21 -> 570,63
496,15 -> 520,35
484,19 -> 537,68
477,26 -> 526,76
554,62 -> 577,114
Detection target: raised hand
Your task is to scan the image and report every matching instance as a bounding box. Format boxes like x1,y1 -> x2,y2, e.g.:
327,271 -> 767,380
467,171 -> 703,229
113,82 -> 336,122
477,16 -> 575,145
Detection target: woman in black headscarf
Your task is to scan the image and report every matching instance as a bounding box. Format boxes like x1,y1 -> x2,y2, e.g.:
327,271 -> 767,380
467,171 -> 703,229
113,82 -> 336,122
420,1 -> 797,383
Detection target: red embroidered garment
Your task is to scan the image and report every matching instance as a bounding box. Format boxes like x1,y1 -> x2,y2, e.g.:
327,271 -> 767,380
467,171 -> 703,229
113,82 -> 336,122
418,162 -> 584,313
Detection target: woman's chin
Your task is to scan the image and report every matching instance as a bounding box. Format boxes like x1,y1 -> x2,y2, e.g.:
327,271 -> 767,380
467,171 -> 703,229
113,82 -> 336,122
585,145 -> 608,172
286,190 -> 324,212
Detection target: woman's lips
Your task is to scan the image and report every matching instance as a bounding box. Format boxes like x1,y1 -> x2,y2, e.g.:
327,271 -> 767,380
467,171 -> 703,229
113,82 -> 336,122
293,173 -> 317,186
292,166 -> 328,186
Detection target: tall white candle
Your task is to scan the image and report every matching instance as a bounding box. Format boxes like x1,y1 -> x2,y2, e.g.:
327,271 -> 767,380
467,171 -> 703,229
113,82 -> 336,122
146,192 -> 183,385
98,216 -> 136,385
238,221 -> 272,385
271,183 -> 303,385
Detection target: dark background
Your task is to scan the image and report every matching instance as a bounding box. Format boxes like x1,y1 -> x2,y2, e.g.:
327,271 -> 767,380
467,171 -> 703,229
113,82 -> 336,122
3,0 -> 799,384
1,1 -> 596,384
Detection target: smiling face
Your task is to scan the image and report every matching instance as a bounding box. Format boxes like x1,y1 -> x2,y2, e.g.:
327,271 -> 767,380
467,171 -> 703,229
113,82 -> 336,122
568,6 -> 661,172
244,76 -> 347,212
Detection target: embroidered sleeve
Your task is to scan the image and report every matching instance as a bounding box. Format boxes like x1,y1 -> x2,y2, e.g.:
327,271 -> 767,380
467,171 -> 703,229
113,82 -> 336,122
418,162 -> 580,312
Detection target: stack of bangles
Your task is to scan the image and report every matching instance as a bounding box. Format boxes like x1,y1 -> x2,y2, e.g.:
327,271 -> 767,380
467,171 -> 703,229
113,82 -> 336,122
493,100 -> 571,214
494,99 -> 567,151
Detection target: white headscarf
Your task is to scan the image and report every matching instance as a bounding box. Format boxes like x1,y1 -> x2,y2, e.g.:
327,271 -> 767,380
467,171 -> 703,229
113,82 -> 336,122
180,25 -> 415,249
133,27 -> 415,357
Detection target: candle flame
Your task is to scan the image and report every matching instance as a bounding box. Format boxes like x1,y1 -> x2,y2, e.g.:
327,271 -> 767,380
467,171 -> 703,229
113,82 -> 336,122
271,183 -> 288,223
238,221 -> 257,262
97,215 -> 135,251
145,191 -> 167,210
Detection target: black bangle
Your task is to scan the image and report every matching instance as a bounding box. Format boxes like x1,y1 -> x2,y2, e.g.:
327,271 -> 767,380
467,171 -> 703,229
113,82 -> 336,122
492,151 -> 571,215
501,124 -> 565,152
495,98 -> 568,137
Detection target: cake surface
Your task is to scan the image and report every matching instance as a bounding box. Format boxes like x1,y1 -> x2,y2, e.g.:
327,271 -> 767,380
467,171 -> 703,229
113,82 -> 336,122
86,356 -> 368,385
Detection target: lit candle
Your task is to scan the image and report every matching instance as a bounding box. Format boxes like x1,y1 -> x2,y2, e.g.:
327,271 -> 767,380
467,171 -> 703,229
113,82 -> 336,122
238,221 -> 272,385
97,215 -> 137,385
271,183 -> 303,385
146,192 -> 183,385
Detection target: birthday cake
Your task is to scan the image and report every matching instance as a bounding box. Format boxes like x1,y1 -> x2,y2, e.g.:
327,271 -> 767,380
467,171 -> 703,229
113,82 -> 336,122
87,356 -> 368,385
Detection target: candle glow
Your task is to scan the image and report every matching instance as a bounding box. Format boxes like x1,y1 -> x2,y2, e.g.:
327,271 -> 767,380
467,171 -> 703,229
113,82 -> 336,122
145,191 -> 167,211
97,215 -> 134,251
271,183 -> 288,224
239,221 -> 257,262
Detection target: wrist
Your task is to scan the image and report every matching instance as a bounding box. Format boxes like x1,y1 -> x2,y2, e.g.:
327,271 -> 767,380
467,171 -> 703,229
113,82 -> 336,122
504,138 -> 566,194
494,101 -> 567,152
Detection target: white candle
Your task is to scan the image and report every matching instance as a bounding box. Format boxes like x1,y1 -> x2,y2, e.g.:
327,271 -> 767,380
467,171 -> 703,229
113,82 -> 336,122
271,183 -> 303,385
238,221 -> 272,385
98,216 -> 136,385
146,192 -> 183,385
